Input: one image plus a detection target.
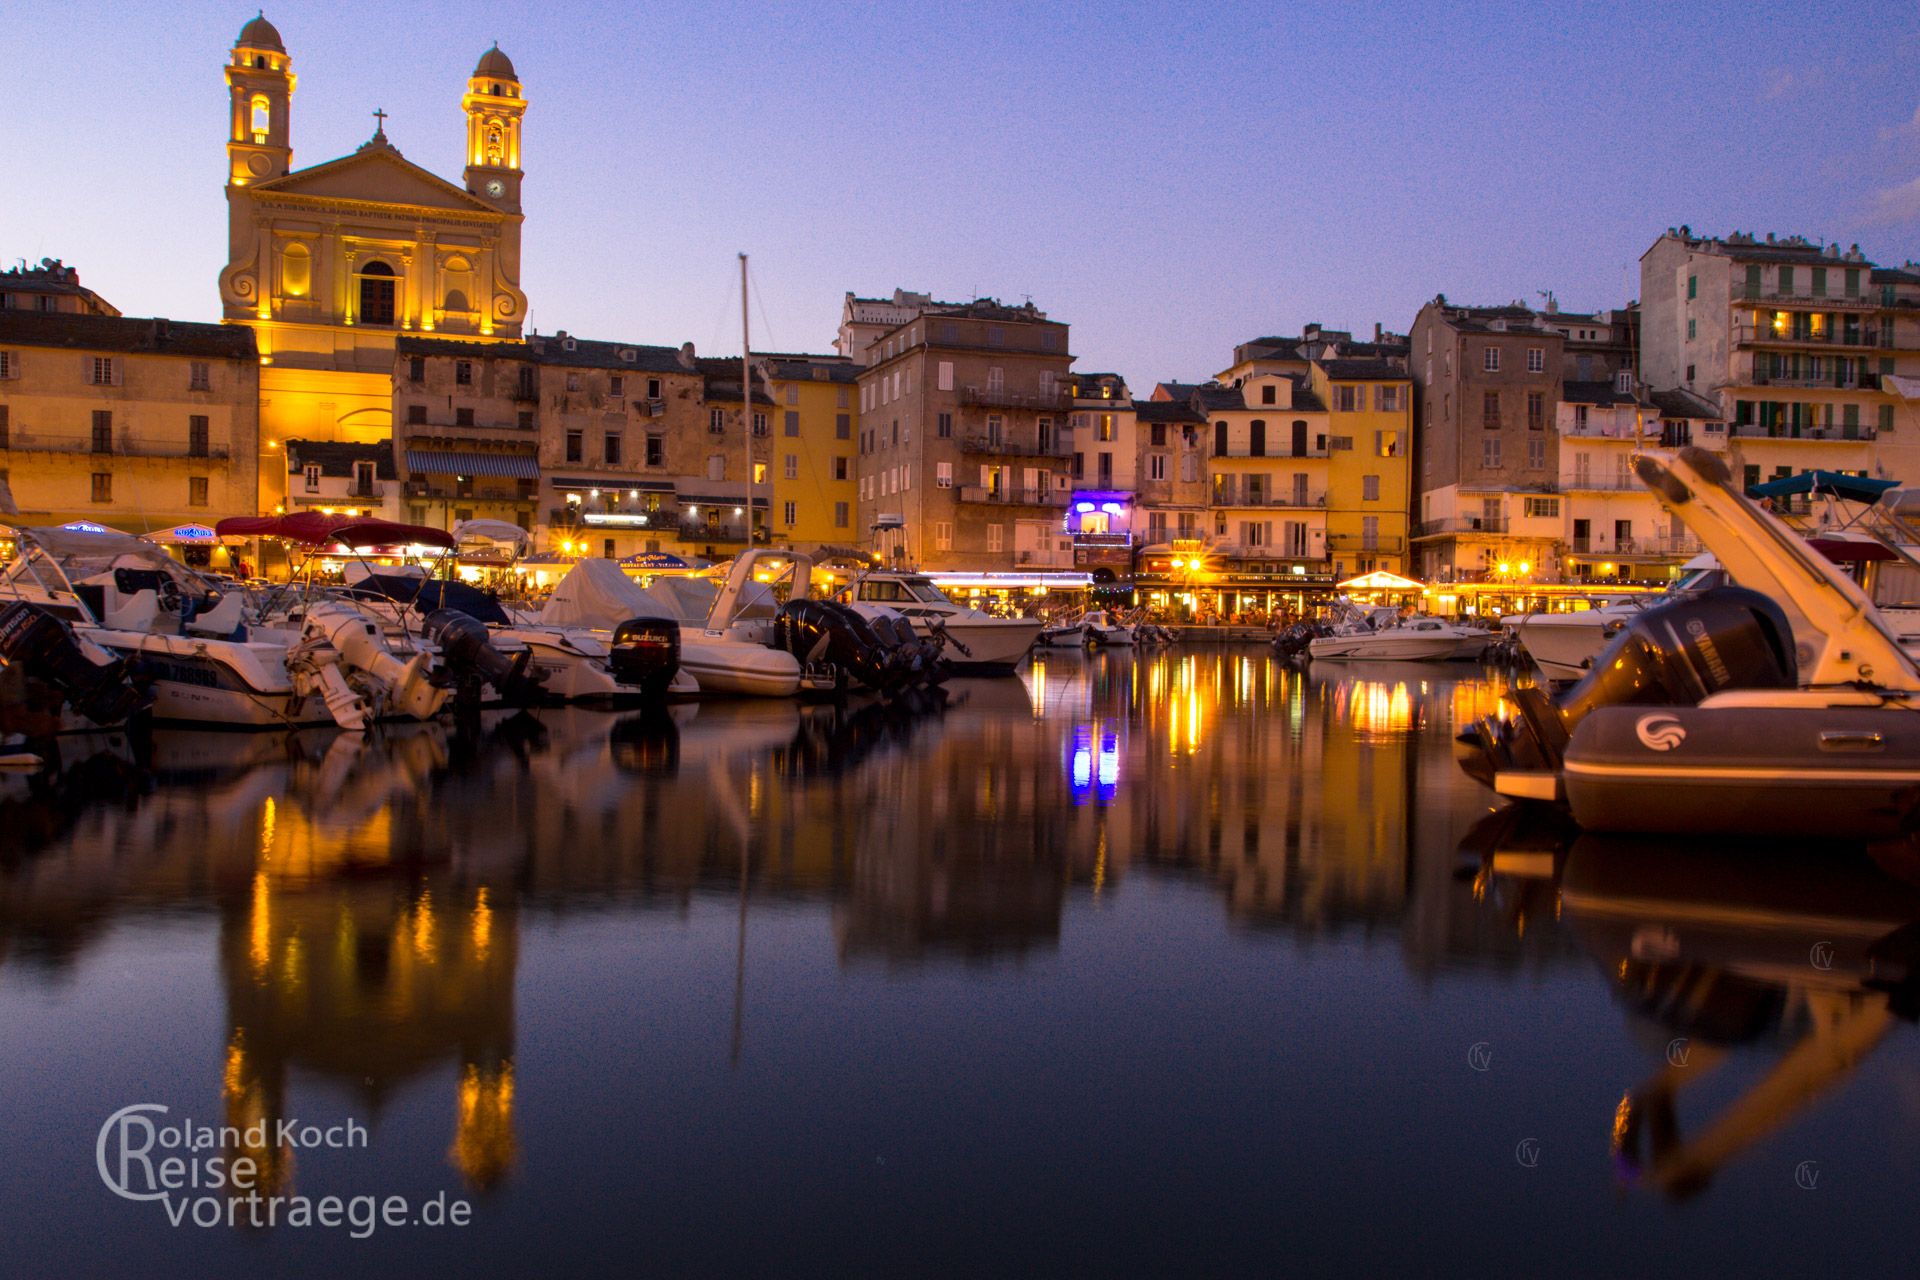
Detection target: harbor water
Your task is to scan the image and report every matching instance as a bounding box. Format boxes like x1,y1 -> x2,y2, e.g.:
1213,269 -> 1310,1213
1,650 -> 1914,1276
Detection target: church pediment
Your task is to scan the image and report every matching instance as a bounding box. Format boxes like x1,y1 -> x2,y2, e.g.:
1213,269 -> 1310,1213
254,144 -> 498,214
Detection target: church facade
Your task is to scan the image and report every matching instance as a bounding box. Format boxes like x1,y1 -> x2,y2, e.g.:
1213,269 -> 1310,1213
216,14 -> 529,511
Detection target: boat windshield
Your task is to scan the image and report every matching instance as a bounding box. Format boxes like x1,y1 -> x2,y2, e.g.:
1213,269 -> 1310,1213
905,579 -> 951,605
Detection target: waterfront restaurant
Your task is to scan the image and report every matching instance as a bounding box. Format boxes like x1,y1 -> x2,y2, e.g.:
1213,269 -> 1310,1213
1135,539 -> 1339,621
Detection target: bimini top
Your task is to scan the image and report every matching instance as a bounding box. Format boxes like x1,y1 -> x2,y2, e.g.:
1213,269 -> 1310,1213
216,513 -> 457,549
1747,470 -> 1899,504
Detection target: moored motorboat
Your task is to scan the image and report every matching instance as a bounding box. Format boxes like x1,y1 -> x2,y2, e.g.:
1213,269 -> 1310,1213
1305,603 -> 1457,662
1457,446 -> 1920,840
1082,610 -> 1135,647
839,571 -> 1041,672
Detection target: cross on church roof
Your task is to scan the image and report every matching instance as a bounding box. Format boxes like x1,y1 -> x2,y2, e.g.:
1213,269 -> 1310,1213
372,107 -> 388,135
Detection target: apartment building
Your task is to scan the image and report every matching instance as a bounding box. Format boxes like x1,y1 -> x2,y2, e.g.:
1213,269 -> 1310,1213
835,290 -> 943,365
1308,358 -> 1412,580
1198,372 -> 1333,573
1409,299 -> 1601,585
0,259 -> 121,317
1063,373 -> 1135,570
854,299 -> 1074,570
1640,228 -> 1920,484
762,355 -> 859,554
281,439 -> 400,521
1131,399 -> 1209,550
0,312 -> 259,532
1555,380 -> 1721,583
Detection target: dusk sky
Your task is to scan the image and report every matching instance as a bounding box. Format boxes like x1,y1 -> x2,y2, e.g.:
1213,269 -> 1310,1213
6,0 -> 1917,381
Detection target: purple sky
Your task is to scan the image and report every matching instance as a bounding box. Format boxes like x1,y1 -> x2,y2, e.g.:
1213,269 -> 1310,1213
5,1 -> 1917,383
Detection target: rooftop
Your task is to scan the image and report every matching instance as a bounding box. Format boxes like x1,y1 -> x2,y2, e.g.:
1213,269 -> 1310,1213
1317,358 -> 1408,382
285,439 -> 397,479
396,332 -> 697,374
0,311 -> 255,359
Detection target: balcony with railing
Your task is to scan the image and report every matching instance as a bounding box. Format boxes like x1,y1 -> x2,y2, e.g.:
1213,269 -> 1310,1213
958,386 -> 1067,411
1414,515 -> 1509,537
955,485 -> 1068,507
1326,533 -> 1406,553
676,519 -> 763,543
1728,421 -> 1876,442
1561,474 -> 1644,492
1210,486 -> 1327,509
347,480 -> 386,499
1732,320 -> 1886,349
959,431 -> 1072,458
0,430 -> 232,461
1731,283 -> 1879,310
405,479 -> 536,503
1568,534 -> 1703,558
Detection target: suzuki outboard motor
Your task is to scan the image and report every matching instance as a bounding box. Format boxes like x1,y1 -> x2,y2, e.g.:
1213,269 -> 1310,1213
0,601 -> 152,727
1459,586 -> 1794,787
424,608 -> 542,705
608,617 -> 681,700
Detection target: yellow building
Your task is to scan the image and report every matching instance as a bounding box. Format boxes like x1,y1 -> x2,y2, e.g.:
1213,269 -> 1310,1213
0,312 -> 259,537
764,356 -> 859,554
1196,374 -> 1334,593
216,14 -> 528,510
1310,358 -> 1411,580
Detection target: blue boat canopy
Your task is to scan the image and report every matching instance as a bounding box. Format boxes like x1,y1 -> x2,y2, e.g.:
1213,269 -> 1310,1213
1747,470 -> 1899,503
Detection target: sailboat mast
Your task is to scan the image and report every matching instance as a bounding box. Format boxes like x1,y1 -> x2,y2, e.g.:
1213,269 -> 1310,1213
740,252 -> 752,546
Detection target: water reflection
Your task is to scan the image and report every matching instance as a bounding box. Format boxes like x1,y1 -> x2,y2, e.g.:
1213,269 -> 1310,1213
6,650 -> 1913,1264
1466,806 -> 1920,1200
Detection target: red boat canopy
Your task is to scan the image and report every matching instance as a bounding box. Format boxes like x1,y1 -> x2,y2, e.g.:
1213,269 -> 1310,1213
1807,536 -> 1899,563
215,513 -> 458,550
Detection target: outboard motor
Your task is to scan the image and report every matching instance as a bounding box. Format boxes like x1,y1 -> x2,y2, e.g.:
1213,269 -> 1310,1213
1459,586 -> 1794,787
776,599 -> 896,692
1271,621 -> 1326,660
608,617 -> 681,700
0,601 -> 152,727
424,608 -> 542,706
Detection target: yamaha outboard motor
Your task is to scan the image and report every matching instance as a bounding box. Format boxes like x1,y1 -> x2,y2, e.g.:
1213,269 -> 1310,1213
424,608 -> 543,707
608,617 -> 681,700
0,601 -> 152,727
1459,585 -> 1794,787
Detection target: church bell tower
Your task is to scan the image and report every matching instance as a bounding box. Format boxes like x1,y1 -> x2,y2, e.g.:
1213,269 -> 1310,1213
225,11 -> 294,186
463,45 -> 525,212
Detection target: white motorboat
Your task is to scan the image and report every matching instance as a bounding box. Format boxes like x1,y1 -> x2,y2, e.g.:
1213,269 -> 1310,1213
345,561 -> 695,703
2,523 -> 450,731
1400,616 -> 1495,661
840,571 -> 1041,672
1082,610 -> 1136,647
542,557 -> 803,698
1307,604 -> 1457,662
1503,558 -> 1720,682
1036,619 -> 1087,647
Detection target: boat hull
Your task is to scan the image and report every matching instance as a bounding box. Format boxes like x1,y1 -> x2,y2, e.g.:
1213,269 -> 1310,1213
912,617 -> 1041,672
1309,633 -> 1458,661
1514,614 -> 1622,682
679,636 -> 802,698
1561,704 -> 1920,839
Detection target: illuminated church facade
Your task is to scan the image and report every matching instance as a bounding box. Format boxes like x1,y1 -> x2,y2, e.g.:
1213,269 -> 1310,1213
216,13 -> 529,500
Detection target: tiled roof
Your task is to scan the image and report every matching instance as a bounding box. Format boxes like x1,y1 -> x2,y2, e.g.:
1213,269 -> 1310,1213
285,439 -> 397,479
1561,380 -> 1645,408
396,333 -> 698,374
1133,400 -> 1206,424
764,355 -> 860,384
1317,358 -> 1407,381
0,312 -> 255,359
1647,387 -> 1724,420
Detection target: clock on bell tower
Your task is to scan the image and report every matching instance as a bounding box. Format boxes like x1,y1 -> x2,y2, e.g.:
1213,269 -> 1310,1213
463,44 -> 526,212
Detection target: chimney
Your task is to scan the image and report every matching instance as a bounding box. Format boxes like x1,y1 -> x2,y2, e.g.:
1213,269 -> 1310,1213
1374,322 -> 1382,341
677,341 -> 697,370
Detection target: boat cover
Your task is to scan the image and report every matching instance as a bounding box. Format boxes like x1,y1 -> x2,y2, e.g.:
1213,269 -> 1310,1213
343,573 -> 512,624
540,559 -> 676,629
640,575 -> 724,624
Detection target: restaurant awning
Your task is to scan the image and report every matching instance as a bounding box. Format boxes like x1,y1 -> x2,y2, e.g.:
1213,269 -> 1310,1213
1337,570 -> 1427,591
405,450 -> 540,479
1747,470 -> 1898,503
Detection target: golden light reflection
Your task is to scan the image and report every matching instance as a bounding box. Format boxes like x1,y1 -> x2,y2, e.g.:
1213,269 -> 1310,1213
249,873 -> 271,977
1345,681 -> 1414,737
472,888 -> 493,958
259,796 -> 276,859
411,890 -> 437,961
452,1061 -> 517,1191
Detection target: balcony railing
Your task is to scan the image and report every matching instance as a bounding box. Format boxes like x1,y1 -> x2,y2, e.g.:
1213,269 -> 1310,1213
1561,475 -> 1642,491
959,432 -> 1072,457
1210,489 -> 1328,508
1733,322 -> 1886,349
675,520 -> 771,545
0,430 -> 232,460
1569,535 -> 1703,558
1731,284 -> 1879,310
1415,516 -> 1509,536
1015,549 -> 1077,567
1211,446 -> 1329,460
348,481 -> 386,499
404,480 -> 534,502
956,485 -> 1068,507
1326,533 -> 1406,553
958,386 -> 1067,410
1729,423 -> 1876,442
